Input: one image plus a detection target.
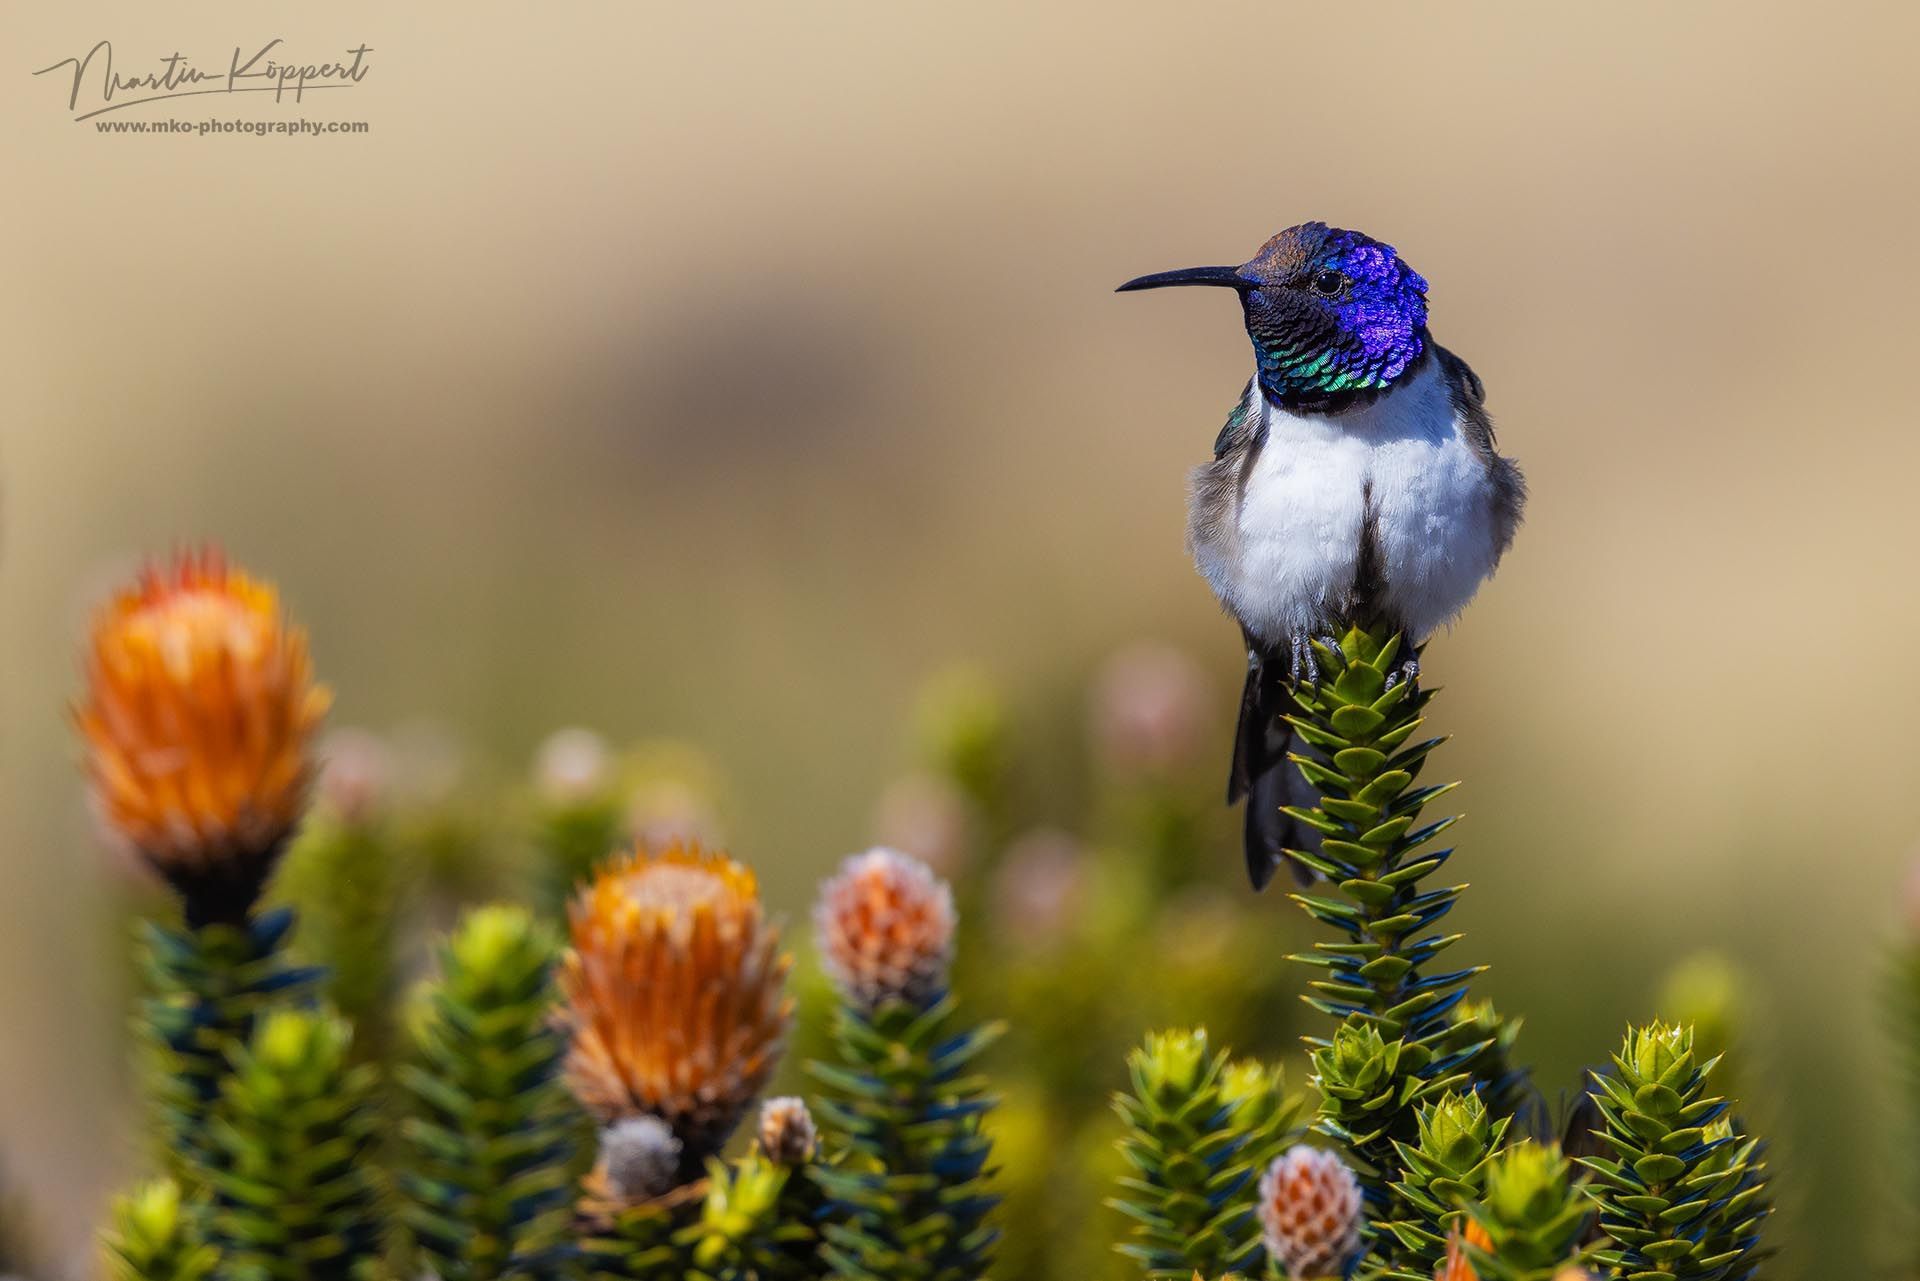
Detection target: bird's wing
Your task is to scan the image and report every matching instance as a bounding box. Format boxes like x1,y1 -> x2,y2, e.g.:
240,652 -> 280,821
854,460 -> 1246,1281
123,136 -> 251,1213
1432,342 -> 1493,448
1433,341 -> 1527,556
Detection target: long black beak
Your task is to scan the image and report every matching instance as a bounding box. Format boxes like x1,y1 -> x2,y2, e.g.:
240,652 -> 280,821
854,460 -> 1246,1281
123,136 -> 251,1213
1115,265 -> 1249,294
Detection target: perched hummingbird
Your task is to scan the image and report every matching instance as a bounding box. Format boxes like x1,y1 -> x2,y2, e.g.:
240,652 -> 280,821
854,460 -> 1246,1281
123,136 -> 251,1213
1119,222 -> 1525,890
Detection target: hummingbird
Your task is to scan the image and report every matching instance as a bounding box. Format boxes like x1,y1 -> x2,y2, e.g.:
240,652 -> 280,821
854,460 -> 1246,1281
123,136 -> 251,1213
1119,222 -> 1525,890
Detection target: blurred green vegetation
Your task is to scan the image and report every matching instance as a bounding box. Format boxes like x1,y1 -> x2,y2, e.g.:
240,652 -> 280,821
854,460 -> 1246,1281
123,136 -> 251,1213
31,639 -> 1894,1280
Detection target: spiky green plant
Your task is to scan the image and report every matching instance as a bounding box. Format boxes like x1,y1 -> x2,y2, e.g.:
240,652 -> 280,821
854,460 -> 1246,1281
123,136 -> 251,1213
576,1185 -> 705,1281
1279,628 -> 1474,1044
206,1007 -> 385,1281
101,1179 -> 219,1281
277,815 -> 405,1064
531,787 -> 624,914
808,996 -> 1004,1281
397,905 -> 584,1281
1443,1001 -> 1531,1123
678,1154 -> 820,1281
1382,1089 -> 1511,1275
1577,1022 -> 1770,1281
1275,624 -> 1505,1263
1457,1142 -> 1592,1281
138,908 -> 319,1195
1107,1030 -> 1302,1281
1310,1014 -> 1467,1224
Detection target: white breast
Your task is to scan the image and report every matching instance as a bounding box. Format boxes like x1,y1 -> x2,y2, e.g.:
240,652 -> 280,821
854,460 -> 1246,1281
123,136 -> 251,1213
1192,360 -> 1502,646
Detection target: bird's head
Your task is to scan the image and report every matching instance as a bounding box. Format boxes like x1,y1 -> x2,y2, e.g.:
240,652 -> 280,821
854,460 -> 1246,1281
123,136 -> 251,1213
1119,222 -> 1430,410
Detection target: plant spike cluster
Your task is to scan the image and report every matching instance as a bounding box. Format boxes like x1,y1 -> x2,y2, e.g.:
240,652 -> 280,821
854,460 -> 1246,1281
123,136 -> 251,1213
278,813 -> 404,1064
1273,623 -> 1518,1270
1380,1089 -> 1512,1277
1457,1142 -> 1593,1281
72,548 -> 1800,1281
1107,1029 -> 1303,1281
137,909 -> 320,1195
576,1181 -> 708,1281
398,904 -> 584,1281
1443,1000 -> 1533,1124
1309,1015 -> 1468,1234
207,1008 -> 385,1281
1579,1022 -> 1770,1281
102,1180 -> 219,1281
1282,626 -> 1478,1046
677,1152 -> 820,1281
809,995 -> 1004,1281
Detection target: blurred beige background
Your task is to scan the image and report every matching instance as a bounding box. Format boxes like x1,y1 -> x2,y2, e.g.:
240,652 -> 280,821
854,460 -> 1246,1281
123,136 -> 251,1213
5,1 -> 1918,1274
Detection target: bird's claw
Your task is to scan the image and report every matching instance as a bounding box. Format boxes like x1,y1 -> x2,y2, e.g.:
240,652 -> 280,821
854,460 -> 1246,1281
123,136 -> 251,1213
1287,632 -> 1343,688
1383,656 -> 1421,692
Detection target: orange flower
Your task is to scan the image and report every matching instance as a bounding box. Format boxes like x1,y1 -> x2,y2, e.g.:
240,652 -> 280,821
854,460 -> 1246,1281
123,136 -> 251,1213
1257,1146 -> 1364,1281
813,847 -> 957,1010
75,549 -> 329,923
559,843 -> 792,1165
1437,1220 -> 1495,1281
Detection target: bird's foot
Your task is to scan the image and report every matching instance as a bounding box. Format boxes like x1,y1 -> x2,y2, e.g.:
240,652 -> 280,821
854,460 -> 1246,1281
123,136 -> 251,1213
1383,656 -> 1421,692
1287,632 -> 1343,688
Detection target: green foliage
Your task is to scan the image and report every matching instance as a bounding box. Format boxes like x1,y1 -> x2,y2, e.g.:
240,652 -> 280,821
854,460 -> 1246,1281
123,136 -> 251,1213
138,908 -> 320,1196
398,905 -> 584,1281
678,1154 -> 820,1281
1274,624 -> 1514,1272
1280,627 -> 1475,1046
808,996 -> 1004,1281
207,1008 -> 386,1281
1892,937 -> 1920,1275
1310,1015 -> 1466,1221
1442,1001 -> 1531,1124
1578,1022 -> 1771,1281
1382,1089 -> 1511,1274
1458,1143 -> 1591,1281
101,1179 -> 219,1281
277,816 -> 406,1064
577,1188 -> 704,1281
913,666 -> 1012,830
1107,1029 -> 1303,1281
531,792 -> 625,915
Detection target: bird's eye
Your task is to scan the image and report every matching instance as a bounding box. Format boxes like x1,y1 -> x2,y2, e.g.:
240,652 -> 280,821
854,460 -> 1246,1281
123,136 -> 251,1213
1310,268 -> 1347,299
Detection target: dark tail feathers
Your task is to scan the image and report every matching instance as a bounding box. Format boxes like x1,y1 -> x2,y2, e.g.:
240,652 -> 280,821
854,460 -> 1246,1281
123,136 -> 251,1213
1230,639 -> 1321,890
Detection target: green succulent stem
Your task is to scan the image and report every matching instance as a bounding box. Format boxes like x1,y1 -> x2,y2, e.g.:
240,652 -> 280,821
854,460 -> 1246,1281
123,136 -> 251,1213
532,794 -> 625,915
1277,624 -> 1511,1274
1107,1030 -> 1304,1281
397,905 -> 586,1281
1577,1022 -> 1770,1281
101,1180 -> 219,1281
137,908 -> 320,1198
807,995 -> 1004,1281
1281,626 -> 1476,1047
1459,1142 -> 1593,1281
1380,1090 -> 1511,1276
678,1154 -> 821,1281
206,1007 -> 386,1281
576,1187 -> 705,1281
276,815 -> 406,1064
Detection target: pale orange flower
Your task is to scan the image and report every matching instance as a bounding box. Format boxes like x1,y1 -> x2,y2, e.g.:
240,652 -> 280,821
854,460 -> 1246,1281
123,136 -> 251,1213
1257,1146 -> 1364,1281
559,843 -> 792,1164
813,847 -> 957,1010
75,548 -> 329,923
